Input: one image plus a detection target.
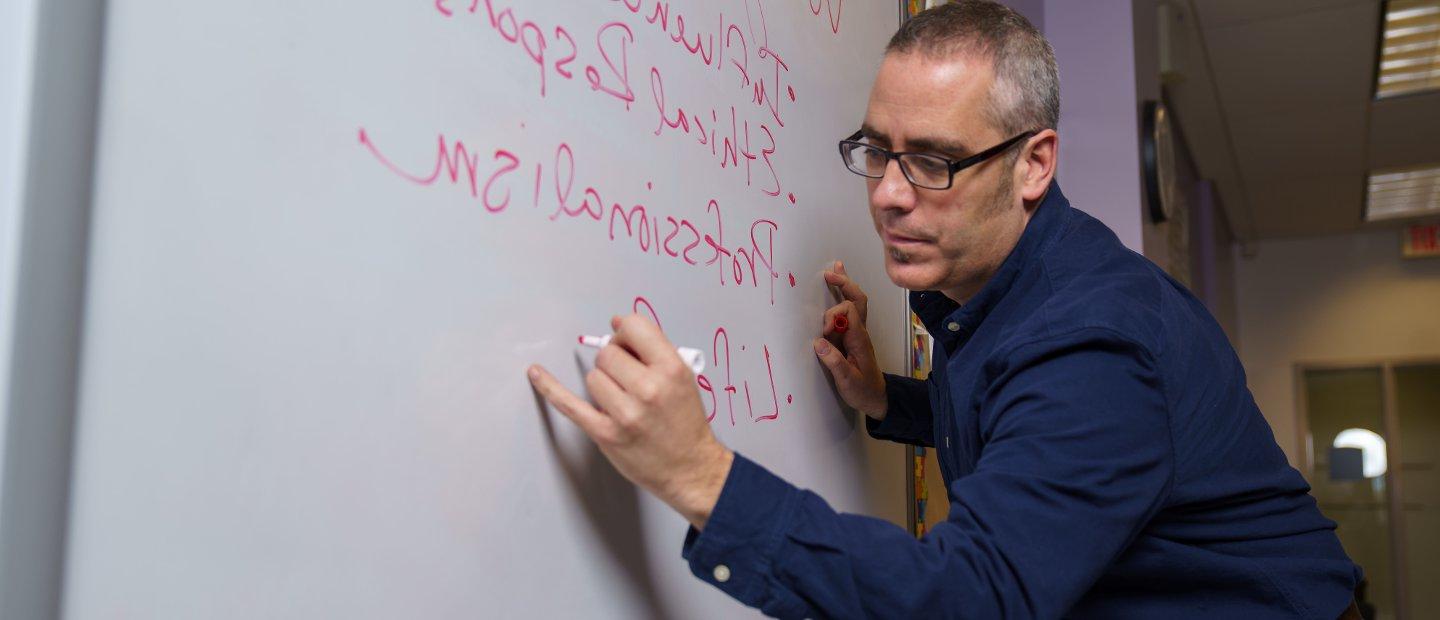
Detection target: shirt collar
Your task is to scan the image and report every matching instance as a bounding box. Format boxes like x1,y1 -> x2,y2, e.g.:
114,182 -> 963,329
910,180 -> 1071,341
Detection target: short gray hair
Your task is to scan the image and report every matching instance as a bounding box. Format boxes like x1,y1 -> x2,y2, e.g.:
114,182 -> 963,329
887,1 -> 1059,137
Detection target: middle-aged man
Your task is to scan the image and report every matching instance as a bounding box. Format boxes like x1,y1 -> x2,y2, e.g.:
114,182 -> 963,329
528,2 -> 1361,618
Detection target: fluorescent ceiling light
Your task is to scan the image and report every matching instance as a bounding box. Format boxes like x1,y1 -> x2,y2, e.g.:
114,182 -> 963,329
1377,0 -> 1440,97
1367,163 -> 1440,221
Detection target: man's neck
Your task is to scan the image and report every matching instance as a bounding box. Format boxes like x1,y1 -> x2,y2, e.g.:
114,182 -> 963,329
940,283 -> 980,306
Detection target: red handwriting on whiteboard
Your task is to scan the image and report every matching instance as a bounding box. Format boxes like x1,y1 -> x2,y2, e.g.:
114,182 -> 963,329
546,140 -> 782,304
808,0 -> 844,35
649,70 -> 781,199
357,129 -> 519,213
431,1 -> 791,203
358,127 -> 786,304
608,0 -> 795,129
632,296 -> 663,330
587,22 -> 638,109
632,295 -> 787,426
433,0 -> 636,108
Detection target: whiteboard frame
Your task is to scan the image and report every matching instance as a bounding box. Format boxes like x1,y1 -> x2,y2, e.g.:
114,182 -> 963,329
0,0 -> 107,618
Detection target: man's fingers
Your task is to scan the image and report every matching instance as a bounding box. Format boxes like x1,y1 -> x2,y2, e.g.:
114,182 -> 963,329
821,301 -> 856,346
528,364 -> 614,439
822,267 -> 868,323
813,338 -> 861,385
595,342 -> 648,392
824,272 -> 845,304
842,314 -> 879,369
822,271 -> 858,298
584,366 -> 636,433
821,302 -> 878,372
611,314 -> 678,367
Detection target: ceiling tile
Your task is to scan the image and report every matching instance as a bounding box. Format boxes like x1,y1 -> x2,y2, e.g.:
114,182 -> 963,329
1205,3 -> 1379,110
1369,91 -> 1440,168
1225,105 -> 1370,175
1248,173 -> 1368,237
1193,0 -> 1376,30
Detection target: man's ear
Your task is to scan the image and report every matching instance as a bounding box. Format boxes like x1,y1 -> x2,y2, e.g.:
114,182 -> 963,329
1017,129 -> 1057,204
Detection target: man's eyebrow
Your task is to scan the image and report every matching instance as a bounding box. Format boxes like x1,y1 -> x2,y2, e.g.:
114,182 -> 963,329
904,136 -> 974,158
858,125 -> 973,158
858,124 -> 888,144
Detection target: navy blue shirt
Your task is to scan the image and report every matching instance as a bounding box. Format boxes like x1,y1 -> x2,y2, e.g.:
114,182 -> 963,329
682,183 -> 1359,618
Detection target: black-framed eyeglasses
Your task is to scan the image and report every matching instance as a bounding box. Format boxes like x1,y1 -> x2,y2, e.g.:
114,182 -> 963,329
837,129 -> 1037,190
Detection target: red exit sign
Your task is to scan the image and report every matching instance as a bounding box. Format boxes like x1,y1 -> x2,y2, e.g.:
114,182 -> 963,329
1404,223 -> 1440,258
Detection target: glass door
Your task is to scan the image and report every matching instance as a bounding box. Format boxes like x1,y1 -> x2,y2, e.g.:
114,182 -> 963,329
1302,366 -> 1396,619
1394,364 -> 1440,619
1302,360 -> 1440,620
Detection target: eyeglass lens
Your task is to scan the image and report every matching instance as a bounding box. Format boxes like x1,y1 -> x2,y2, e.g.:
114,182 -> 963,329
844,144 -> 951,189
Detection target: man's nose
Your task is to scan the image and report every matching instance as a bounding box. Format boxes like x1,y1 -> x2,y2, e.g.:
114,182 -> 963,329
871,159 -> 916,213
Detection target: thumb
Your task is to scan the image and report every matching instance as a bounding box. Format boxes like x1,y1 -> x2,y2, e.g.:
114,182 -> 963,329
814,338 -> 861,385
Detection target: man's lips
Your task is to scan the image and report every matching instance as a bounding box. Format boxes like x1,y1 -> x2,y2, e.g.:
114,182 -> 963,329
883,230 -> 931,245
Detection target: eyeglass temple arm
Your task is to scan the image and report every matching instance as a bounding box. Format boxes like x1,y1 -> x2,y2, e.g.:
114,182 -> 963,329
947,130 -> 1037,173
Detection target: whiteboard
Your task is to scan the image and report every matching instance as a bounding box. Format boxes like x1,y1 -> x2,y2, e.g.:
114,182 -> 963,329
64,1 -> 905,618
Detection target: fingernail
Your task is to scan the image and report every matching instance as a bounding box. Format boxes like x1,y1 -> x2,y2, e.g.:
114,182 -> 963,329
527,366 -> 540,380
814,340 -> 830,355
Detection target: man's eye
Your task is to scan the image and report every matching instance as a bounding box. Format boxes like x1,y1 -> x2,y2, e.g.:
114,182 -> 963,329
911,157 -> 948,176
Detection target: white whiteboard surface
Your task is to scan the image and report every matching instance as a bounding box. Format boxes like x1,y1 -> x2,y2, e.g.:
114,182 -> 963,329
65,1 -> 904,618
0,0 -> 37,436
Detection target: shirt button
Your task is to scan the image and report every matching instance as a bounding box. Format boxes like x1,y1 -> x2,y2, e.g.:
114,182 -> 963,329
946,322 -> 961,332
713,564 -> 732,583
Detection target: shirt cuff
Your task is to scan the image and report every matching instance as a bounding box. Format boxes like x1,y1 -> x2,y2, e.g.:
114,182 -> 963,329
681,452 -> 801,610
865,374 -> 933,446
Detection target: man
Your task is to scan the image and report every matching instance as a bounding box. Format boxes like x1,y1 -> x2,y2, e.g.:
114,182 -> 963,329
527,2 -> 1361,618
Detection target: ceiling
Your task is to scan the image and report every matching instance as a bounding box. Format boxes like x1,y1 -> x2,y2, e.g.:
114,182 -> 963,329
1163,0 -> 1440,241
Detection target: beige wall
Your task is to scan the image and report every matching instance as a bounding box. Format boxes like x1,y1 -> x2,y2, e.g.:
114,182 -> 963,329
1236,228 -> 1440,464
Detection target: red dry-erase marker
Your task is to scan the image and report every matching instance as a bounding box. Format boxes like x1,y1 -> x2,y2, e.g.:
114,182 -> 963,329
833,314 -> 849,334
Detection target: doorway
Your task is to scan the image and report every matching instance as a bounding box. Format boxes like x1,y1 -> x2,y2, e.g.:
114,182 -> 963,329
1298,361 -> 1440,620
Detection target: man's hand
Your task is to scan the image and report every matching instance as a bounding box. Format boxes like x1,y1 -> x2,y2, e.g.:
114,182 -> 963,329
816,261 -> 888,419
528,314 -> 733,530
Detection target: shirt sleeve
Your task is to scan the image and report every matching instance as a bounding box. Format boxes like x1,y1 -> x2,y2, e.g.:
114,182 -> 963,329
682,328 -> 1174,619
863,373 -> 934,447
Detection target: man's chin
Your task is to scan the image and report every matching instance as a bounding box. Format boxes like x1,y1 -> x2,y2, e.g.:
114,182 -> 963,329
884,259 -> 944,292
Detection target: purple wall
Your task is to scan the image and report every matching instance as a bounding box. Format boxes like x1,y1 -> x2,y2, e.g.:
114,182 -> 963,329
1042,0 -> 1146,251
1000,0 -> 1044,31
997,0 -> 1149,251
